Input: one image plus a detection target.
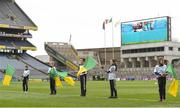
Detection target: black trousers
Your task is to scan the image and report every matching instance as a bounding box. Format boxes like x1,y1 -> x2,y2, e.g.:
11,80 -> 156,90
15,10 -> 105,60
23,77 -> 29,92
109,80 -> 117,97
158,77 -> 166,100
80,74 -> 87,96
50,77 -> 56,94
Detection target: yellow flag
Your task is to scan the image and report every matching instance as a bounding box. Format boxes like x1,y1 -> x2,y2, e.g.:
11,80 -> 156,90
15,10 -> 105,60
64,77 -> 75,86
77,66 -> 87,77
54,77 -> 63,88
3,75 -> 12,86
168,79 -> 179,97
3,65 -> 15,86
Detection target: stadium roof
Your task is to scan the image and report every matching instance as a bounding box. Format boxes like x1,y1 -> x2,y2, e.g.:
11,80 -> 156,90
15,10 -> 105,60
0,0 -> 37,31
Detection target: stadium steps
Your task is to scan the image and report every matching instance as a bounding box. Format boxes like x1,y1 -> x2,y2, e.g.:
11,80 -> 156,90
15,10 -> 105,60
45,42 -> 79,65
0,53 -> 49,79
18,53 -> 77,78
0,69 -> 4,78
17,53 -> 49,75
45,43 -> 79,71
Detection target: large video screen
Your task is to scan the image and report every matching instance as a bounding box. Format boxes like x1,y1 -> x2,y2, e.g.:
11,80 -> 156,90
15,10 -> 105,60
121,17 -> 170,45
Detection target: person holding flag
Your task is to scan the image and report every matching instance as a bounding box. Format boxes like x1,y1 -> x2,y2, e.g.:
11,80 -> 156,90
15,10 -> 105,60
154,58 -> 168,102
107,59 -> 118,98
48,62 -> 58,95
77,56 -> 97,96
22,65 -> 30,93
79,58 -> 87,96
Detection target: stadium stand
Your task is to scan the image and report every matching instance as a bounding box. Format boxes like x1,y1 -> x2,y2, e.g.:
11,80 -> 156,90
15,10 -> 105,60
0,69 -> 4,80
0,53 -> 49,79
45,43 -> 79,71
18,53 -> 49,72
0,37 -> 36,50
0,0 -> 37,30
0,0 -> 50,79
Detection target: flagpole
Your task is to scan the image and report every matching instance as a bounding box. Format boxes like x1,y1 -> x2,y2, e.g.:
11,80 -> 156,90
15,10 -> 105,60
112,18 -> 115,59
104,26 -> 107,65
69,34 -> 72,45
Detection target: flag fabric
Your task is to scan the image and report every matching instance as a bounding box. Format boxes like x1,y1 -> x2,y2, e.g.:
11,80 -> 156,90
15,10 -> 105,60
54,76 -> 63,88
107,18 -> 112,23
115,20 -> 120,27
3,75 -> 12,86
49,67 -> 75,87
102,21 -> 106,30
102,18 -> 112,30
3,65 -> 15,86
49,68 -> 63,88
56,71 -> 75,86
57,71 -> 68,79
166,64 -> 177,78
77,66 -> 88,77
84,56 -> 97,70
64,77 -> 75,86
166,64 -> 179,97
77,56 -> 97,77
168,78 -> 178,97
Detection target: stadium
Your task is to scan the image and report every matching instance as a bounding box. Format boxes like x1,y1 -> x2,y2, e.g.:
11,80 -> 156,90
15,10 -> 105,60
0,0 -> 180,107
43,17 -> 180,81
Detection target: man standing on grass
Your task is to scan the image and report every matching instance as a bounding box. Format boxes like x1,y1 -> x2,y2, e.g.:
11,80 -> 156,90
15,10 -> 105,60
48,62 -> 58,95
22,65 -> 30,93
107,59 -> 118,98
79,58 -> 87,96
154,58 -> 168,102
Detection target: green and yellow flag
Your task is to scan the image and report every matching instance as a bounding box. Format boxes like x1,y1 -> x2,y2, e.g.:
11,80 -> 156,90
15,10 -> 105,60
57,71 -> 68,79
84,56 -> 97,70
57,71 -> 75,86
77,66 -> 87,77
64,77 -> 75,86
166,64 -> 179,97
3,65 -> 15,86
49,68 -> 63,88
77,56 -> 97,77
54,76 -> 63,88
166,64 -> 177,78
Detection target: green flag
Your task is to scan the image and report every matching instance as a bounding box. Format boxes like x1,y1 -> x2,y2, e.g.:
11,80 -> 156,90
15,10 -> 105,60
166,64 -> 177,78
6,65 -> 15,76
166,64 -> 179,97
3,65 -> 15,86
84,56 -> 97,70
57,71 -> 68,79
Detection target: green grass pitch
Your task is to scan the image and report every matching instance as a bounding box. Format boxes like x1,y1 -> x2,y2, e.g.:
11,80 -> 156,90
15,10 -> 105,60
0,80 -> 179,107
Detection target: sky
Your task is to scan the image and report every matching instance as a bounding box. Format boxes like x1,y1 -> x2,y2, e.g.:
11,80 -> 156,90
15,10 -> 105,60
15,0 -> 180,56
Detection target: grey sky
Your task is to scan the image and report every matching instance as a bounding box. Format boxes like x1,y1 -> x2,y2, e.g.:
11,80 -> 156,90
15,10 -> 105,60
16,0 -> 180,56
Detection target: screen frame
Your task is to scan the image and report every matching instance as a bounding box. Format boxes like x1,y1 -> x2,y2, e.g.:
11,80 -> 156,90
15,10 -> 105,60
121,16 -> 171,46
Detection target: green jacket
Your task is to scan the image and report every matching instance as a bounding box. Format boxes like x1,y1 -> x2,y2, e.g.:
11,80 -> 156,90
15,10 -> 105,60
49,67 -> 58,78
